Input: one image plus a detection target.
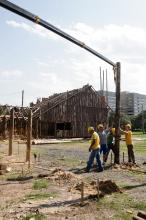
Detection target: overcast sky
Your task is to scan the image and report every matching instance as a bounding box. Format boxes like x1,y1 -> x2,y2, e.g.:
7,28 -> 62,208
1,0 -> 146,106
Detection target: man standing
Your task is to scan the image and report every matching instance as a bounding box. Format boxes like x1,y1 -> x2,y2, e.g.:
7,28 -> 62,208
106,126 -> 115,161
85,127 -> 103,172
98,124 -> 108,165
122,124 -> 135,164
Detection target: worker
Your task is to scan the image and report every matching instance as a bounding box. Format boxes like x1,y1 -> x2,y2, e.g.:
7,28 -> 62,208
85,127 -> 103,172
97,124 -> 108,165
121,124 -> 135,164
105,126 -> 115,161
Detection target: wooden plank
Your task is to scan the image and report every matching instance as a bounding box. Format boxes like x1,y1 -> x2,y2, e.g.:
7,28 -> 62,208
137,211 -> 146,219
133,216 -> 144,220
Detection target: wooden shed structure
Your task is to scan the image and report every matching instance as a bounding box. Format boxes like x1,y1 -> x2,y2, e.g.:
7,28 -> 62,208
33,84 -> 109,138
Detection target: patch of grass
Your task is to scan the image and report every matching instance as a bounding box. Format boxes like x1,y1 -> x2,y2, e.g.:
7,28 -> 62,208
120,140 -> 146,156
61,157 -> 80,167
132,131 -> 145,136
22,212 -> 46,220
24,192 -> 57,201
97,193 -> 146,220
33,179 -> 48,190
130,200 -> 146,210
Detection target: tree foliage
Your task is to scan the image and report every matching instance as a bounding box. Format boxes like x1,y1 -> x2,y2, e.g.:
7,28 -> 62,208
108,111 -> 131,127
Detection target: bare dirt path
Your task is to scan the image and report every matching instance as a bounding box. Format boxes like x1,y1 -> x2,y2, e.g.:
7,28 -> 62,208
0,140 -> 146,219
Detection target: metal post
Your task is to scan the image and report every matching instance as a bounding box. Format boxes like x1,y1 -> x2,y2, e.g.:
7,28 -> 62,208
102,70 -> 104,96
114,62 -> 121,164
8,108 -> 14,156
22,90 -> 24,107
106,69 -> 108,105
100,67 -> 102,93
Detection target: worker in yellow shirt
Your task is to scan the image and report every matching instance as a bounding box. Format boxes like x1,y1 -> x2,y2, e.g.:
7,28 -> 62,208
85,127 -> 103,172
121,124 -> 135,164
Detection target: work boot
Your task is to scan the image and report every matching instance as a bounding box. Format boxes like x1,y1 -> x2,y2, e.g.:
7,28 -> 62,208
84,167 -> 90,172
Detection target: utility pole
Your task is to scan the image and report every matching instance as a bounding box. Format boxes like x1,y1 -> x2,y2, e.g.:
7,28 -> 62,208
22,90 -> 24,107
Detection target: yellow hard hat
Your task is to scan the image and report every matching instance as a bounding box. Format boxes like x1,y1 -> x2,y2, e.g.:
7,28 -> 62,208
126,124 -> 131,129
97,124 -> 103,129
88,127 -> 94,133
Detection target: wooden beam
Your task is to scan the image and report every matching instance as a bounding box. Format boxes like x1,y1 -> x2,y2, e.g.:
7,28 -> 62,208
114,62 -> 121,164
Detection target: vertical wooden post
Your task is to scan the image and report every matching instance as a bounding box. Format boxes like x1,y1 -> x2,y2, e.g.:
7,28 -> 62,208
97,178 -> 100,200
2,116 -> 7,139
9,108 -> 14,156
111,152 -> 113,166
39,109 -> 42,138
17,141 -> 20,155
26,109 -> 32,164
123,152 -> 125,163
36,118 -> 39,139
81,181 -> 84,205
114,62 -> 121,164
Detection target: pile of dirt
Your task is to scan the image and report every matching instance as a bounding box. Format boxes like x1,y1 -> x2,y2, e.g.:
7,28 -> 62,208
113,163 -> 140,171
72,180 -> 121,198
49,168 -> 80,183
99,180 -> 121,195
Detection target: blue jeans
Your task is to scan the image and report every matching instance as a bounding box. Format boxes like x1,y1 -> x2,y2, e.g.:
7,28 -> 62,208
100,144 -> 107,155
87,149 -> 103,171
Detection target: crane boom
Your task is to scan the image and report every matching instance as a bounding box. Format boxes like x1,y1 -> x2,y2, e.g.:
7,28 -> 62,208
0,0 -> 115,67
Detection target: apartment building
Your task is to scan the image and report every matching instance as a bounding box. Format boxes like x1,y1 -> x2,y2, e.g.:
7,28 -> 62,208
98,90 -> 146,116
121,92 -> 146,115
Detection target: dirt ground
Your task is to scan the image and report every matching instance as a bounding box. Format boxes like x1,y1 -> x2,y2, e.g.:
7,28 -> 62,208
0,139 -> 146,220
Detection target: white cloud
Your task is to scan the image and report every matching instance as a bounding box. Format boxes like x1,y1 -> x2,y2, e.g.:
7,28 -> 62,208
5,20 -> 146,99
6,20 -> 59,40
0,70 -> 23,78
